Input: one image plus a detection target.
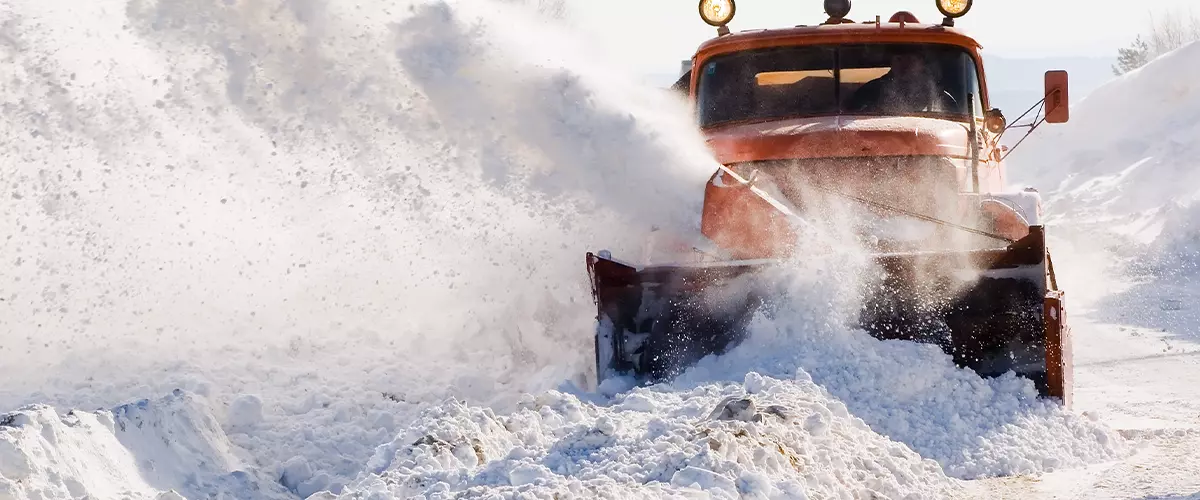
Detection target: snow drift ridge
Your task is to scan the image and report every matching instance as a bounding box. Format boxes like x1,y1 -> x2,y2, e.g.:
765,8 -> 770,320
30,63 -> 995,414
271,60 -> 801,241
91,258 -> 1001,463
0,391 -> 291,500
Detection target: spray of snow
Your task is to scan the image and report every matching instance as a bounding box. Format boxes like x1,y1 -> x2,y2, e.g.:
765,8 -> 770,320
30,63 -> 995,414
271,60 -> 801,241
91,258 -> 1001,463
1,0 -> 718,489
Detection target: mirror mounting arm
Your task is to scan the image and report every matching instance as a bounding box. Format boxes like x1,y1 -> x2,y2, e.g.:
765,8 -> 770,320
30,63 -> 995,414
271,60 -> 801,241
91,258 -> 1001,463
999,70 -> 1070,162
998,99 -> 1047,162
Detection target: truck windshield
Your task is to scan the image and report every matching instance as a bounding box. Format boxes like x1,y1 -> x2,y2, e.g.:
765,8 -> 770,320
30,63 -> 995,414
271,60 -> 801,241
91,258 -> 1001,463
696,43 -> 982,127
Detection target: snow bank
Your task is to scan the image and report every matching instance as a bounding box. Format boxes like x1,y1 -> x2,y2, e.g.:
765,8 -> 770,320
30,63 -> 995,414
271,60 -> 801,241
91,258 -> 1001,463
0,390 -> 291,500
1006,41 -> 1200,205
1005,41 -> 1200,273
339,375 -> 963,499
1,408 -> 163,500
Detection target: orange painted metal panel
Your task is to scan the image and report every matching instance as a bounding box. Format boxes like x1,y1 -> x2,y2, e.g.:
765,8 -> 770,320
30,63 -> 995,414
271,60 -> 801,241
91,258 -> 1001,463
1044,291 -> 1073,408
700,169 -> 800,260
704,115 -> 970,162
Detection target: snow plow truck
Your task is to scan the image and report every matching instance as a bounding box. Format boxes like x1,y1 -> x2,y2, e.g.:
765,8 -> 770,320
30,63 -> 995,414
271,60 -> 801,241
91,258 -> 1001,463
586,0 -> 1075,407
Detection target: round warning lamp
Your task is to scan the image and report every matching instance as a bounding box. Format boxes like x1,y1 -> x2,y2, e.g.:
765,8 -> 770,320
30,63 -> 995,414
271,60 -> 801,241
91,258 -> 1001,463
825,0 -> 852,19
699,0 -> 736,27
937,0 -> 972,18
985,111 -> 1007,134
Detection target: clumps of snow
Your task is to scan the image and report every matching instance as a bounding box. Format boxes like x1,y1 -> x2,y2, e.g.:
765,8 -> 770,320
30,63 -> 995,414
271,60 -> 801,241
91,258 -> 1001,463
0,390 -> 291,500
705,396 -> 789,423
226,394 -> 264,429
281,456 -> 332,499
339,373 -> 964,499
328,239 -> 1130,498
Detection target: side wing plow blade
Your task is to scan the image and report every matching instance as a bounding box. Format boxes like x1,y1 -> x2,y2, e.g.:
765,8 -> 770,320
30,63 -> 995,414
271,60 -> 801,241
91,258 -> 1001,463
586,253 -> 773,384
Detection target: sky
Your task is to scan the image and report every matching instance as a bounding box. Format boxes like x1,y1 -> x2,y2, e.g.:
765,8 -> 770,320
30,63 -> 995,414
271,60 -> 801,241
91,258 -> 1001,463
564,0 -> 1197,76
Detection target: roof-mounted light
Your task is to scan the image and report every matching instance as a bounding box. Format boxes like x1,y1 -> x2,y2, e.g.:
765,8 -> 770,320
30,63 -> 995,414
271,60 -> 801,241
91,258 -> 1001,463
699,0 -> 736,35
889,11 -> 920,24
824,0 -> 852,22
936,0 -> 972,26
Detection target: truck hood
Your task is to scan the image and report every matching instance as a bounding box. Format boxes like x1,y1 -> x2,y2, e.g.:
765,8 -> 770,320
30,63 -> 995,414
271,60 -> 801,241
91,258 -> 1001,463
703,115 -> 973,164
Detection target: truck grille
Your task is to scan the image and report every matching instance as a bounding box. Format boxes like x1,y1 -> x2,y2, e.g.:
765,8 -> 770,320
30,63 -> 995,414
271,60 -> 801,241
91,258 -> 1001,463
732,156 -> 963,221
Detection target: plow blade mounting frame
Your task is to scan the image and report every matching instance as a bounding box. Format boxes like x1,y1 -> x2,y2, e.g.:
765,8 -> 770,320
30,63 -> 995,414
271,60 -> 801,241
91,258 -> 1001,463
586,226 -> 1072,406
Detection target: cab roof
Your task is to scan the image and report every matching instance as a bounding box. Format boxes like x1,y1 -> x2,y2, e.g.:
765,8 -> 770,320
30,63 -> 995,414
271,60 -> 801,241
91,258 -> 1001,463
695,21 -> 982,60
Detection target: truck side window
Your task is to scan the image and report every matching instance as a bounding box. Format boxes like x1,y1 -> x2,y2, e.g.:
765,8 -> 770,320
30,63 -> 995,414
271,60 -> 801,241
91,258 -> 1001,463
961,53 -> 983,117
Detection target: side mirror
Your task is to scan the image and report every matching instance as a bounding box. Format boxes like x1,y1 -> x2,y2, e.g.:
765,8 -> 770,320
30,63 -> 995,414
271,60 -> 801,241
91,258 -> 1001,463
985,108 -> 1006,134
1044,70 -> 1070,124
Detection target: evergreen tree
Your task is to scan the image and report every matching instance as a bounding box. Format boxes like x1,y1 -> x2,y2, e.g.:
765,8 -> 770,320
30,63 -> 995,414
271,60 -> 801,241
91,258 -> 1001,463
1114,8 -> 1200,75
1113,36 -> 1150,75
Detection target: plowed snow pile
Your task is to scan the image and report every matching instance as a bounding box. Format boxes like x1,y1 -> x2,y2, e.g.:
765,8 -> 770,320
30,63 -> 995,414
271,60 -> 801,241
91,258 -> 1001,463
1,391 -> 292,499
335,264 -> 1123,498
2,0 -> 1127,498
685,302 -> 1124,480
345,373 -> 962,499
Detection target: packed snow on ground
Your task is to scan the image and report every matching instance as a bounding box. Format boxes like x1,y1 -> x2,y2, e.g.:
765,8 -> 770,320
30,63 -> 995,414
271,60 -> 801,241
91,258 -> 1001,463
0,0 -> 1154,498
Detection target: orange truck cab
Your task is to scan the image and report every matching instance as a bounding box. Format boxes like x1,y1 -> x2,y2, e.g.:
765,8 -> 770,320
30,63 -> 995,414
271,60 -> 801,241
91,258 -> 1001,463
677,0 -> 1070,260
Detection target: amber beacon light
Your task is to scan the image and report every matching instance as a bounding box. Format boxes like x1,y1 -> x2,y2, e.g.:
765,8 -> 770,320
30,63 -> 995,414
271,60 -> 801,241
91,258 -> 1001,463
937,0 -> 972,22
699,0 -> 736,34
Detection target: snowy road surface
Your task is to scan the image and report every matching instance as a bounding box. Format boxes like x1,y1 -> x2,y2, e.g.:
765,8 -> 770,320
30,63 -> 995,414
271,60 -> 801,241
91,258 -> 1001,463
975,238 -> 1200,499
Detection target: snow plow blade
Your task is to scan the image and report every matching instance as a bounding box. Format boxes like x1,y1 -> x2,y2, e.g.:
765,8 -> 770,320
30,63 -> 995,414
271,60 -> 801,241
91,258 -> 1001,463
586,226 -> 1072,405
